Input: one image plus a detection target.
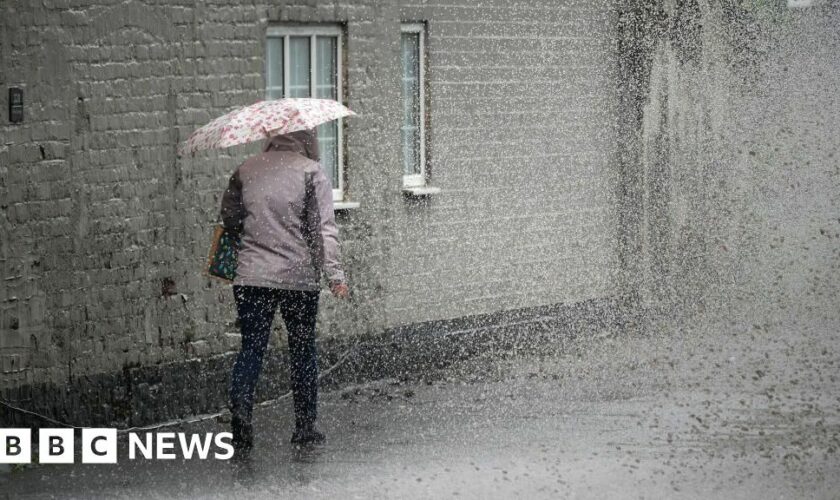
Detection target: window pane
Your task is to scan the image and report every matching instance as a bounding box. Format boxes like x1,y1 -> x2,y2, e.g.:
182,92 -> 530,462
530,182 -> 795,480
316,37 -> 337,99
315,36 -> 339,186
318,121 -> 338,187
289,36 -> 310,98
401,32 -> 421,176
266,37 -> 284,99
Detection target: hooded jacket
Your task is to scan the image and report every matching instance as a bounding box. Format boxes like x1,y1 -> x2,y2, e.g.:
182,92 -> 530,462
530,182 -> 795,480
220,129 -> 345,290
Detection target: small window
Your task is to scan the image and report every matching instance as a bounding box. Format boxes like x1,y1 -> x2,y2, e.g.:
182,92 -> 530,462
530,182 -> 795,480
401,23 -> 427,188
266,25 -> 345,201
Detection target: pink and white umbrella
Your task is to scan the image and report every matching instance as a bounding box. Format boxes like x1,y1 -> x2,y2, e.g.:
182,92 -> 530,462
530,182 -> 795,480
178,98 -> 355,157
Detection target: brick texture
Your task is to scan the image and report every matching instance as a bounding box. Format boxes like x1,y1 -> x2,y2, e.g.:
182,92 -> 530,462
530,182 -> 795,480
386,1 -> 620,325
0,0 -> 625,421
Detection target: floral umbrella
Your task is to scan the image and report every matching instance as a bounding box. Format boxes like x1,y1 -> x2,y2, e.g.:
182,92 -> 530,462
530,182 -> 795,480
178,98 -> 355,157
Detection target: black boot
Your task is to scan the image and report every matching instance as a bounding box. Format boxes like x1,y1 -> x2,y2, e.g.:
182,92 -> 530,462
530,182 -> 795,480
231,414 -> 253,457
290,423 -> 325,445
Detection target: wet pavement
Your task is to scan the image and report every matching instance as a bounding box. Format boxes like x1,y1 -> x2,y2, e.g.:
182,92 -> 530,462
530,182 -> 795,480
3,303 -> 839,499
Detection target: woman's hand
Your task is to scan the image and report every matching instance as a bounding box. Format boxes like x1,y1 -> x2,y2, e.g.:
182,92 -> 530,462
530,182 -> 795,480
330,282 -> 350,300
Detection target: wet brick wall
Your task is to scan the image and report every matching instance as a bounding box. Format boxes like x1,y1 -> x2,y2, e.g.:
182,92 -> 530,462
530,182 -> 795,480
384,1 -> 621,326
0,0 -> 625,426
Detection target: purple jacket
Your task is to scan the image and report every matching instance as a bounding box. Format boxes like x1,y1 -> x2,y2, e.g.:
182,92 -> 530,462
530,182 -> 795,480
220,130 -> 345,291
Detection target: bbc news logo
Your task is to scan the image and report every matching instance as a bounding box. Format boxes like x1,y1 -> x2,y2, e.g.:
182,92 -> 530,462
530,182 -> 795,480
1,429 -> 234,464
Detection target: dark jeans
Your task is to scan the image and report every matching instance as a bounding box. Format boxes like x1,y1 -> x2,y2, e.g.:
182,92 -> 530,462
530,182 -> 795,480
230,285 -> 320,428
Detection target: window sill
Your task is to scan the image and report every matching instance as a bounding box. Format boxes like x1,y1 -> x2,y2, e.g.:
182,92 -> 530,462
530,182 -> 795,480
334,201 -> 360,211
402,186 -> 441,197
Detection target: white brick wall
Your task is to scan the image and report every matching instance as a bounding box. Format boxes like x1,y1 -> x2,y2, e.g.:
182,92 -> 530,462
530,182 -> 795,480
384,0 -> 620,325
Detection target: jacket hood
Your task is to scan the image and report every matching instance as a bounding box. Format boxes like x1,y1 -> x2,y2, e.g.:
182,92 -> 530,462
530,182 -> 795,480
263,129 -> 320,162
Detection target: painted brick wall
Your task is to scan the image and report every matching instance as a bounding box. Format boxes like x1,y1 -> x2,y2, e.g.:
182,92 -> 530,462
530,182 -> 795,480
385,1 -> 620,325
0,0 -> 623,407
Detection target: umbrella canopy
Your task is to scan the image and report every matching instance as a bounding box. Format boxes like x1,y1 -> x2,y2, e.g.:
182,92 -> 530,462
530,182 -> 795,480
178,98 -> 355,157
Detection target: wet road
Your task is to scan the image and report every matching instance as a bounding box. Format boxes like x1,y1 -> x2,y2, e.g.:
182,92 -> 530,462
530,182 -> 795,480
4,305 -> 839,499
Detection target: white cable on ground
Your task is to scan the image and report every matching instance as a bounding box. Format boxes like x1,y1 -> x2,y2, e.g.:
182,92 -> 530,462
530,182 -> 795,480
0,400 -> 87,430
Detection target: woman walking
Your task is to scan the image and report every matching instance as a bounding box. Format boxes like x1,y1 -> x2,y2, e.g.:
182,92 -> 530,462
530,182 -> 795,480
220,128 -> 349,455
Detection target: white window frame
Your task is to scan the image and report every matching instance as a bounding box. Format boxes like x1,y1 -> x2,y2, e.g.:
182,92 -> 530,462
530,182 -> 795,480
266,25 -> 346,201
400,23 -> 427,188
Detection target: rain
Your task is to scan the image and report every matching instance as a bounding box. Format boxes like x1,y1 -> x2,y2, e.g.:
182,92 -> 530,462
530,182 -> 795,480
0,0 -> 838,498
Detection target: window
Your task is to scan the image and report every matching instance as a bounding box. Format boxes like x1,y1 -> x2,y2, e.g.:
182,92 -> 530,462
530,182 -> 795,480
266,26 -> 345,200
401,24 -> 427,188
